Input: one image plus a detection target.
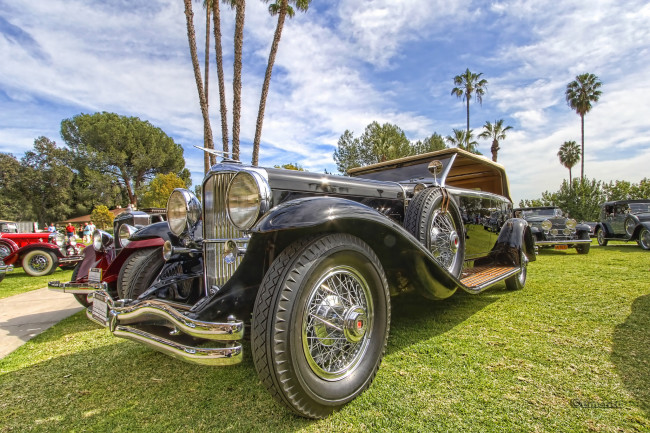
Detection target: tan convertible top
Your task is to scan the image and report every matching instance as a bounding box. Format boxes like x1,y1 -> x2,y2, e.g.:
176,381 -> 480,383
348,147 -> 512,201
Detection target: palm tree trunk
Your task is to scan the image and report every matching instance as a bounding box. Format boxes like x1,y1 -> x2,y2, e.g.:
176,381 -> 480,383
491,139 -> 498,162
204,3 -> 211,172
580,114 -> 585,180
252,0 -> 287,166
212,0 -> 228,161
183,0 -> 214,172
232,0 -> 246,161
466,96 -> 470,148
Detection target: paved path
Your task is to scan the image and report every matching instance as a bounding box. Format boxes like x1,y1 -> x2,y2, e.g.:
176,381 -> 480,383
0,288 -> 83,359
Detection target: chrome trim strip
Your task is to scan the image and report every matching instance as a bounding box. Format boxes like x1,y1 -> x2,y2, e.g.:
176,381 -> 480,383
58,256 -> 84,264
111,299 -> 244,341
48,281 -> 105,294
0,264 -> 13,273
112,325 -> 242,366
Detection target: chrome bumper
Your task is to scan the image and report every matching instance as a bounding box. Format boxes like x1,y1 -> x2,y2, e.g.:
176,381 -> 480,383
87,291 -> 244,366
58,255 -> 84,264
48,280 -> 106,294
0,264 -> 13,274
535,239 -> 592,245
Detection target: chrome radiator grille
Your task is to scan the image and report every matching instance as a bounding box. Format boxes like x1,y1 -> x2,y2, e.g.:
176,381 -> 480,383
203,172 -> 246,293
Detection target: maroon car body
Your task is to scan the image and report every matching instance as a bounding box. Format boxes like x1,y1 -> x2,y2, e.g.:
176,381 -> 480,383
0,232 -> 83,276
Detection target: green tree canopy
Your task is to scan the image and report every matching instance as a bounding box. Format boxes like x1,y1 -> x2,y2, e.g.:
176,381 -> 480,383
140,173 -> 189,208
446,129 -> 480,154
557,140 -> 581,185
90,205 -> 115,230
519,178 -> 605,221
274,162 -> 305,171
334,122 -> 445,174
60,112 -> 186,207
0,153 -> 24,220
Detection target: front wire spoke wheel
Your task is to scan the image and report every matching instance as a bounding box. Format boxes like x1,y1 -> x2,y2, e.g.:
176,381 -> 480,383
303,266 -> 372,381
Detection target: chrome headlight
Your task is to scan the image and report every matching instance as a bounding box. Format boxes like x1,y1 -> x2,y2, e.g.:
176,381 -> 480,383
118,224 -> 137,248
566,219 -> 577,229
93,230 -> 113,252
541,220 -> 552,231
226,171 -> 268,231
167,189 -> 202,236
69,237 -> 77,247
55,233 -> 65,247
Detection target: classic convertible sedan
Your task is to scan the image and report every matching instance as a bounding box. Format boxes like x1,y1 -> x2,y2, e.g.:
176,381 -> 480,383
83,148 -> 535,418
595,200 -> 650,250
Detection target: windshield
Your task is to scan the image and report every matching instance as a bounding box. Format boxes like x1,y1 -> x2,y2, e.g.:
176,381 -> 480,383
629,202 -> 650,214
521,208 -> 562,218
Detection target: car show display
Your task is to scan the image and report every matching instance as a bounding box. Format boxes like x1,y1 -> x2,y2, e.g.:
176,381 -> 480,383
49,210 -> 168,307
514,206 -> 592,254
0,231 -> 84,276
75,148 -> 535,418
595,199 -> 650,250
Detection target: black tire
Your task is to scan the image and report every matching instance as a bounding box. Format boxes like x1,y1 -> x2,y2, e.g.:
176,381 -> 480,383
69,263 -> 91,308
575,231 -> 591,255
251,234 -> 390,419
638,227 -> 650,250
117,247 -> 164,300
22,249 -> 58,276
404,188 -> 465,277
596,227 -> 608,246
505,249 -> 528,291
624,217 -> 636,238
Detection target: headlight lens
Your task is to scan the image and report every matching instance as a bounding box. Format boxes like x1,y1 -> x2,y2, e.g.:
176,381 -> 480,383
541,220 -> 552,231
118,224 -> 137,248
93,230 -> 113,252
566,219 -> 577,229
227,172 -> 261,230
167,189 -> 202,236
55,233 -> 65,247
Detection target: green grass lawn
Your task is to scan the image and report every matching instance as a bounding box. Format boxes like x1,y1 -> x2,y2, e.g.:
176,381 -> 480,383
0,266 -> 74,299
0,241 -> 648,432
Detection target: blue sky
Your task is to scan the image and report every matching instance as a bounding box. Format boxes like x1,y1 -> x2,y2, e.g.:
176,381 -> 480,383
1,0 -> 649,205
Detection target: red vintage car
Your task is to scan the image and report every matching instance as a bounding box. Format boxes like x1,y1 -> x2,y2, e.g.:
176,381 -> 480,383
0,231 -> 84,276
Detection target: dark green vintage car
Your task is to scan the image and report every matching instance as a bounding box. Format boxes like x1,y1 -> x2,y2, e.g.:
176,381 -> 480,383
514,206 -> 592,254
84,148 -> 535,418
595,200 -> 650,250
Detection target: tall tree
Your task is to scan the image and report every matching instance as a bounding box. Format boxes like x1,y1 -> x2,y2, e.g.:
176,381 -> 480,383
231,0 -> 246,161
251,0 -> 311,166
212,0 -> 229,158
0,153 -> 24,220
565,73 -> 602,179
557,140 -> 581,185
478,119 -> 512,162
140,173 -> 189,208
183,0 -> 214,173
412,133 -> 447,154
451,68 -> 487,148
61,112 -> 186,207
446,128 -> 479,154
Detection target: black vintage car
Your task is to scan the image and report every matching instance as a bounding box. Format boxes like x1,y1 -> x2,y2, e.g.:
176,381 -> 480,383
595,200 -> 650,250
514,206 -> 592,254
85,148 -> 535,418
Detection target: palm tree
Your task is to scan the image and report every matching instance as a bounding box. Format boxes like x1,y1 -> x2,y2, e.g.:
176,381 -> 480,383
446,128 -> 479,154
251,0 -> 311,166
565,73 -> 602,179
557,140 -> 581,185
211,0 -> 229,161
231,0 -> 245,161
451,68 -> 487,149
478,119 -> 512,162
183,0 -> 214,173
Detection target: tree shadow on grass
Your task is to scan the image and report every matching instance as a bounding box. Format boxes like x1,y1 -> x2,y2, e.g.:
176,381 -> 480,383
612,294 -> 650,417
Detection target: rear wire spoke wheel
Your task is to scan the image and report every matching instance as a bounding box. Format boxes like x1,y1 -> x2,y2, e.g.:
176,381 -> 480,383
596,228 -> 608,246
404,188 -> 465,277
252,234 -> 390,419
638,227 -> 650,250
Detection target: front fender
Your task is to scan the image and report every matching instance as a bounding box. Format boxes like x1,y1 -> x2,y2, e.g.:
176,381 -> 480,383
129,221 -> 173,242
252,196 -> 459,301
486,218 -> 536,265
632,221 -> 650,239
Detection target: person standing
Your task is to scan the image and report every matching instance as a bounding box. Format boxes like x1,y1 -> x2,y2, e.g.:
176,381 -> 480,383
82,222 -> 91,243
65,222 -> 75,240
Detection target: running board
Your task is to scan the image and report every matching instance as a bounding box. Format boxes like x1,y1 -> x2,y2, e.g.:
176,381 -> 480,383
459,265 -> 520,293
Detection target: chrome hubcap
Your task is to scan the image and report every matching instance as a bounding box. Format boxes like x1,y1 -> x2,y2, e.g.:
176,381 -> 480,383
0,245 -> 10,259
302,266 -> 373,381
429,210 -> 459,272
29,255 -> 48,272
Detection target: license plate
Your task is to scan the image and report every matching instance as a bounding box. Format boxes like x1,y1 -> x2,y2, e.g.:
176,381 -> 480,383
88,267 -> 102,283
92,294 -> 109,327
554,245 -> 568,250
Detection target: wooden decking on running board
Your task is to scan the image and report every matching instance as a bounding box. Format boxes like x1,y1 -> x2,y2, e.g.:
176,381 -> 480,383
460,266 -> 518,288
